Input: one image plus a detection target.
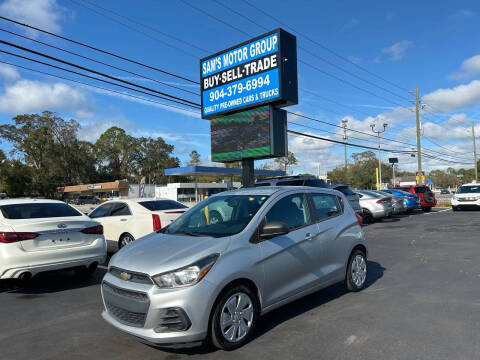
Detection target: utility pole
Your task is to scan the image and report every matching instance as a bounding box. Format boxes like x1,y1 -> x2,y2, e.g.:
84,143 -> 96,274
342,118 -> 348,169
371,123 -> 388,189
473,121 -> 478,182
415,86 -> 423,185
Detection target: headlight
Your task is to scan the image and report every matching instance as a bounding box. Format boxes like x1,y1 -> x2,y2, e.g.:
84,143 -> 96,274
152,254 -> 219,288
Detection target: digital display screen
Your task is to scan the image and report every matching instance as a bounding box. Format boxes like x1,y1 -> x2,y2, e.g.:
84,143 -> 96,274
200,29 -> 297,119
211,106 -> 271,162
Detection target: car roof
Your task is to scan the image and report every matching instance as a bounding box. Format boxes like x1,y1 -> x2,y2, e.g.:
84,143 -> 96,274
101,197 -> 175,204
0,198 -> 67,205
213,186 -> 341,197
461,183 -> 479,186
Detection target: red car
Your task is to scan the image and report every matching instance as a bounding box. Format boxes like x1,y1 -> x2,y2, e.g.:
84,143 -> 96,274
394,185 -> 437,212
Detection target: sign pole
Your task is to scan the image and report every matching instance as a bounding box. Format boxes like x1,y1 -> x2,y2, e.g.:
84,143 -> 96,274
242,159 -> 255,188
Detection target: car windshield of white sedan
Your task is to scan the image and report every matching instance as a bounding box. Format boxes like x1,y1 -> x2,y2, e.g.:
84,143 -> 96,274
0,203 -> 83,219
456,186 -> 480,194
165,195 -> 269,238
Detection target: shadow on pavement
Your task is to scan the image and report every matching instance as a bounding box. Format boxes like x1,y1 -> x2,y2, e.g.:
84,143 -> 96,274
0,267 -> 107,294
162,260 -> 385,355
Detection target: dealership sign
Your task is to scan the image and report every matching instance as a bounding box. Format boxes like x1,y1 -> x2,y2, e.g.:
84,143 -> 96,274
200,28 -> 297,119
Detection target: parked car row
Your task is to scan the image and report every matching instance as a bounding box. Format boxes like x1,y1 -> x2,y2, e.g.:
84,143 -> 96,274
0,185 -> 368,351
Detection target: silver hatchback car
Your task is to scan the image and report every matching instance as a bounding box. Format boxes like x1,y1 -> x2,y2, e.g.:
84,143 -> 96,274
101,187 -> 368,350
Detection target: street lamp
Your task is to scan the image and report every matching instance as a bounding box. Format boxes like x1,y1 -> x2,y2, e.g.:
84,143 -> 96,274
371,123 -> 388,189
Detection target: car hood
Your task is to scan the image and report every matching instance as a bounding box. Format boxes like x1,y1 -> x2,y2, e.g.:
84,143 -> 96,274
109,232 -> 231,275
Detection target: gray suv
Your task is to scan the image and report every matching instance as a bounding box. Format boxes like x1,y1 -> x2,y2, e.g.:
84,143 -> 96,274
255,175 -> 328,188
101,187 -> 367,350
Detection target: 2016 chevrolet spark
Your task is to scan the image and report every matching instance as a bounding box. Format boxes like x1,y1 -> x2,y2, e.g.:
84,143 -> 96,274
101,187 -> 368,350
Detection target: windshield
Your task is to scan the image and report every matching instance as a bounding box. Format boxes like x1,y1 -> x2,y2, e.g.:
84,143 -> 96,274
335,186 -> 354,196
456,185 -> 480,194
165,194 -> 269,238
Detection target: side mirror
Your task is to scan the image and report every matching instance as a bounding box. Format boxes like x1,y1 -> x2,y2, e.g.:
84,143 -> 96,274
260,221 -> 289,239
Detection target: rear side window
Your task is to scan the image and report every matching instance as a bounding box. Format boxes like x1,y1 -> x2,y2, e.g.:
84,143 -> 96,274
304,179 -> 328,188
335,186 -> 354,196
0,203 -> 82,219
138,200 -> 188,211
277,180 -> 305,186
414,187 -> 430,193
110,203 -> 132,216
311,194 -> 343,220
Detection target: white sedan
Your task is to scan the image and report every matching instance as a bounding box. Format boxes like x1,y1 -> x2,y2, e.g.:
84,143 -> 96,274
88,198 -> 188,252
0,199 -> 106,280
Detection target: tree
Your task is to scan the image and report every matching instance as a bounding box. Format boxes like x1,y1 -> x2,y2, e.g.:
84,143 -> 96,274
187,150 -> 201,166
95,126 -> 141,181
137,136 -> 180,184
0,111 -> 99,196
274,151 -> 298,172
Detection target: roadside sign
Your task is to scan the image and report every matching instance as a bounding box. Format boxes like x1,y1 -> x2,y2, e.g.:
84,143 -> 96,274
200,29 -> 298,119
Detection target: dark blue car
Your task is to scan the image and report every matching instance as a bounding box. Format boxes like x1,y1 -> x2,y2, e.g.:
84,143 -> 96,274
380,189 -> 420,213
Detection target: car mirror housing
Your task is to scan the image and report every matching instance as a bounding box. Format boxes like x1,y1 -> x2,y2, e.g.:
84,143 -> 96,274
260,221 -> 289,239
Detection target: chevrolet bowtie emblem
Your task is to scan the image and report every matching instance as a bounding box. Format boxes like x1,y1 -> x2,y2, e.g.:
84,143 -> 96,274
120,272 -> 131,281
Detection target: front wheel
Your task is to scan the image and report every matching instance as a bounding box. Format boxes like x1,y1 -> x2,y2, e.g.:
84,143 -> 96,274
210,285 -> 259,350
452,206 -> 458,211
362,209 -> 374,224
423,207 -> 432,212
345,250 -> 367,292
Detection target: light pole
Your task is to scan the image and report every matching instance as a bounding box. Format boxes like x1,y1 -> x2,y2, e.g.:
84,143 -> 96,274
341,118 -> 348,170
371,123 -> 388,189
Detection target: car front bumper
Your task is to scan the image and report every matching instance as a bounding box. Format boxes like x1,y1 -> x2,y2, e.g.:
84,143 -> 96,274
451,198 -> 480,207
101,272 -> 217,346
0,238 -> 106,279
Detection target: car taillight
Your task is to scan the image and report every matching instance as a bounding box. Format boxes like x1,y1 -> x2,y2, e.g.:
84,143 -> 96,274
0,232 -> 39,243
376,199 -> 388,204
355,213 -> 363,227
152,214 -> 162,232
81,225 -> 103,235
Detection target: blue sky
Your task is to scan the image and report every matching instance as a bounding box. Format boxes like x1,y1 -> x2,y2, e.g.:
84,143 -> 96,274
0,0 -> 480,175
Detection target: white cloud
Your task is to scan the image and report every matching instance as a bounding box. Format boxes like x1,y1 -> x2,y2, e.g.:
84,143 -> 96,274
423,80 -> 480,112
0,0 -> 65,37
0,63 -> 19,81
0,79 -> 91,113
444,113 -> 468,126
448,54 -> 480,81
381,40 -> 412,61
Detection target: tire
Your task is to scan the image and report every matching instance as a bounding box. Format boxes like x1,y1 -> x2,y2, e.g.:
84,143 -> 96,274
362,209 -> 374,224
406,209 -> 413,214
210,284 -> 259,351
423,207 -> 431,212
345,250 -> 367,292
119,233 -> 135,249
452,206 -> 458,211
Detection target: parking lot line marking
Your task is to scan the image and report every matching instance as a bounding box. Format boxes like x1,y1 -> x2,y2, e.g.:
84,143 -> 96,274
424,209 -> 451,215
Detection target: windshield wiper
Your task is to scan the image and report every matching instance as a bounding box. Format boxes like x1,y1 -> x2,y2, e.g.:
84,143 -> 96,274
174,232 -> 212,237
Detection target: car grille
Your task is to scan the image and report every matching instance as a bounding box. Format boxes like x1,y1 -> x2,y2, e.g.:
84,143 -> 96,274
105,302 -> 147,328
102,282 -> 150,328
109,267 -> 153,284
102,281 -> 148,301
458,198 -> 476,202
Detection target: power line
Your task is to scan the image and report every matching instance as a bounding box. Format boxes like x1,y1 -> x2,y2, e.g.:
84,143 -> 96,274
78,0 -> 209,53
0,15 -> 199,84
240,0 -> 410,93
0,27 -> 200,97
0,40 -> 201,107
0,49 -> 201,109
66,0 -> 199,58
0,60 -> 199,115
211,0 -> 411,102
287,129 -> 413,153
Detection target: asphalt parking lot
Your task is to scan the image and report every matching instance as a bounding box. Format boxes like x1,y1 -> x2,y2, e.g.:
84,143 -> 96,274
1,208 -> 479,360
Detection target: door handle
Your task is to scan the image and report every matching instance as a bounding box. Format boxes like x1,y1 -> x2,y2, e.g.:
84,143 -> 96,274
120,218 -> 127,222
305,232 -> 313,241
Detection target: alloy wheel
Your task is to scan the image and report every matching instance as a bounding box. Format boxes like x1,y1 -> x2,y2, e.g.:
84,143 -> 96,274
351,254 -> 367,287
220,292 -> 254,343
